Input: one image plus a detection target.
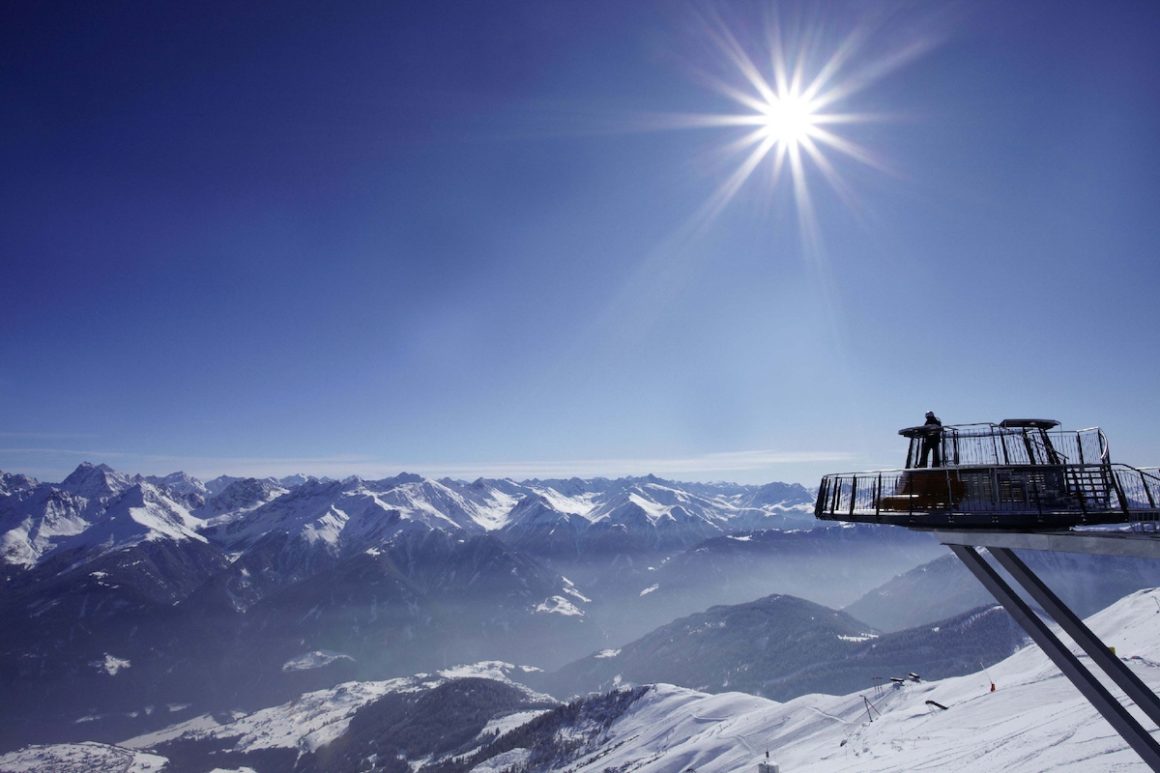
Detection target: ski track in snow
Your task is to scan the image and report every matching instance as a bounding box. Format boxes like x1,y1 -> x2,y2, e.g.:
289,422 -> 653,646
556,588 -> 1160,772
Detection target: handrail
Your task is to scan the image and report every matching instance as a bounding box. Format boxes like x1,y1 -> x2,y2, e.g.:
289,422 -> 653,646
1110,463 -> 1160,523
816,461 -> 1160,527
900,426 -> 1103,470
1027,431 -> 1068,465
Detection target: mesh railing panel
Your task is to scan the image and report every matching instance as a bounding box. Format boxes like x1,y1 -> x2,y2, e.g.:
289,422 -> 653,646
817,462 -> 1160,522
934,427 -> 1105,468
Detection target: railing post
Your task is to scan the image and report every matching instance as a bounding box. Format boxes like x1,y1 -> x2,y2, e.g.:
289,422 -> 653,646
1140,471 -> 1156,510
875,473 -> 882,518
849,476 -> 857,517
1110,467 -> 1131,516
1073,466 -> 1088,516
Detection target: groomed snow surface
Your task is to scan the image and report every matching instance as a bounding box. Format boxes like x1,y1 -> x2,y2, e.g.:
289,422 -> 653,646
552,587 -> 1160,772
0,742 -> 166,772
120,676 -> 439,755
110,661 -> 552,757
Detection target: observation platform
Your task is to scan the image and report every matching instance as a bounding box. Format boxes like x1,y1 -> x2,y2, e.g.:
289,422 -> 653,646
815,419 -> 1160,530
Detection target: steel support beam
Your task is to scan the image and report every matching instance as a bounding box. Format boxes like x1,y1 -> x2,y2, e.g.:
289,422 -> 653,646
935,529 -> 1160,559
989,547 -> 1160,730
948,544 -> 1160,770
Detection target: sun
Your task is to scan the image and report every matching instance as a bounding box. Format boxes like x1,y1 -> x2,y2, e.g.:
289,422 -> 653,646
757,91 -> 818,148
653,9 -> 936,243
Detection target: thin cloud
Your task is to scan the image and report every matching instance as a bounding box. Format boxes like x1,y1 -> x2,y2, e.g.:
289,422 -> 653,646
0,446 -> 852,483
419,450 -> 854,481
0,432 -> 98,439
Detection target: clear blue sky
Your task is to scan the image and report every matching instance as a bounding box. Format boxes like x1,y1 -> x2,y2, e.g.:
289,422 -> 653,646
3,1 -> 1159,484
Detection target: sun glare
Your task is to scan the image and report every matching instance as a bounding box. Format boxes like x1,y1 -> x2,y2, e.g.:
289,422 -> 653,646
654,10 -> 936,244
758,92 -> 817,147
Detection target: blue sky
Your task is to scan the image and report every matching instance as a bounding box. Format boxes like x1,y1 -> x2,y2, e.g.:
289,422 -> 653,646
3,1 -> 1159,485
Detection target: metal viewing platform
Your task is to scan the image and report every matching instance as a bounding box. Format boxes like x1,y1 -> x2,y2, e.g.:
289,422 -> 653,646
815,419 -> 1160,529
814,418 -> 1160,770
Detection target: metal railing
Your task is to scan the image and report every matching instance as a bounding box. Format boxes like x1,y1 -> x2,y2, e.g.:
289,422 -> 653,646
923,425 -> 1107,468
816,462 -> 1160,527
1115,465 -> 1160,531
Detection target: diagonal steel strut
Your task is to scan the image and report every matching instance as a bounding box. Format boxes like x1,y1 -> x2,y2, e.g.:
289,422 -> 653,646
988,546 -> 1160,730
948,544 -> 1160,770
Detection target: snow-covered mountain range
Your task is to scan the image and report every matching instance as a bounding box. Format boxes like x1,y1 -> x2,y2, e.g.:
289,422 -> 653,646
1,463 -> 814,575
0,463 -> 837,753
0,464 -> 206,571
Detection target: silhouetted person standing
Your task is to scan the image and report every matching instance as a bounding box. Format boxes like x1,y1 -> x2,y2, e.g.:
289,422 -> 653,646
919,411 -> 943,467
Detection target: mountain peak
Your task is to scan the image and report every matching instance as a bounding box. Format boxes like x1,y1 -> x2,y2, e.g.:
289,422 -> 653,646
60,462 -> 129,498
143,471 -> 208,504
376,472 -> 424,487
0,471 -> 39,496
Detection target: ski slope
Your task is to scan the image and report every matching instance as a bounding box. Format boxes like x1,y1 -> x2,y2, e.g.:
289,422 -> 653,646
560,588 -> 1160,772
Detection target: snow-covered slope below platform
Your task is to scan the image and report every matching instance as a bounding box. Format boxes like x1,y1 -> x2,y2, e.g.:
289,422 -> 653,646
550,587 -> 1160,772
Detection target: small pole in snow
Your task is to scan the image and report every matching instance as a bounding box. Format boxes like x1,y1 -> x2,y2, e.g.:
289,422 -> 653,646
863,695 -> 881,722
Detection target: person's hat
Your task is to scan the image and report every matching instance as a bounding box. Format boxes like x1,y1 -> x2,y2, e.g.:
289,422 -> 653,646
925,411 -> 936,418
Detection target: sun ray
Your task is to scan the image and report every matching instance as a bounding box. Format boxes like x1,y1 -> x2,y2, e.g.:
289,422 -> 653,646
713,126 -> 777,163
799,135 -> 862,214
808,125 -> 894,175
703,17 -> 777,106
631,7 -> 939,242
696,132 -> 778,228
770,142 -> 789,190
695,71 -> 780,116
809,37 -> 936,111
788,142 -> 821,256
800,25 -> 871,104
